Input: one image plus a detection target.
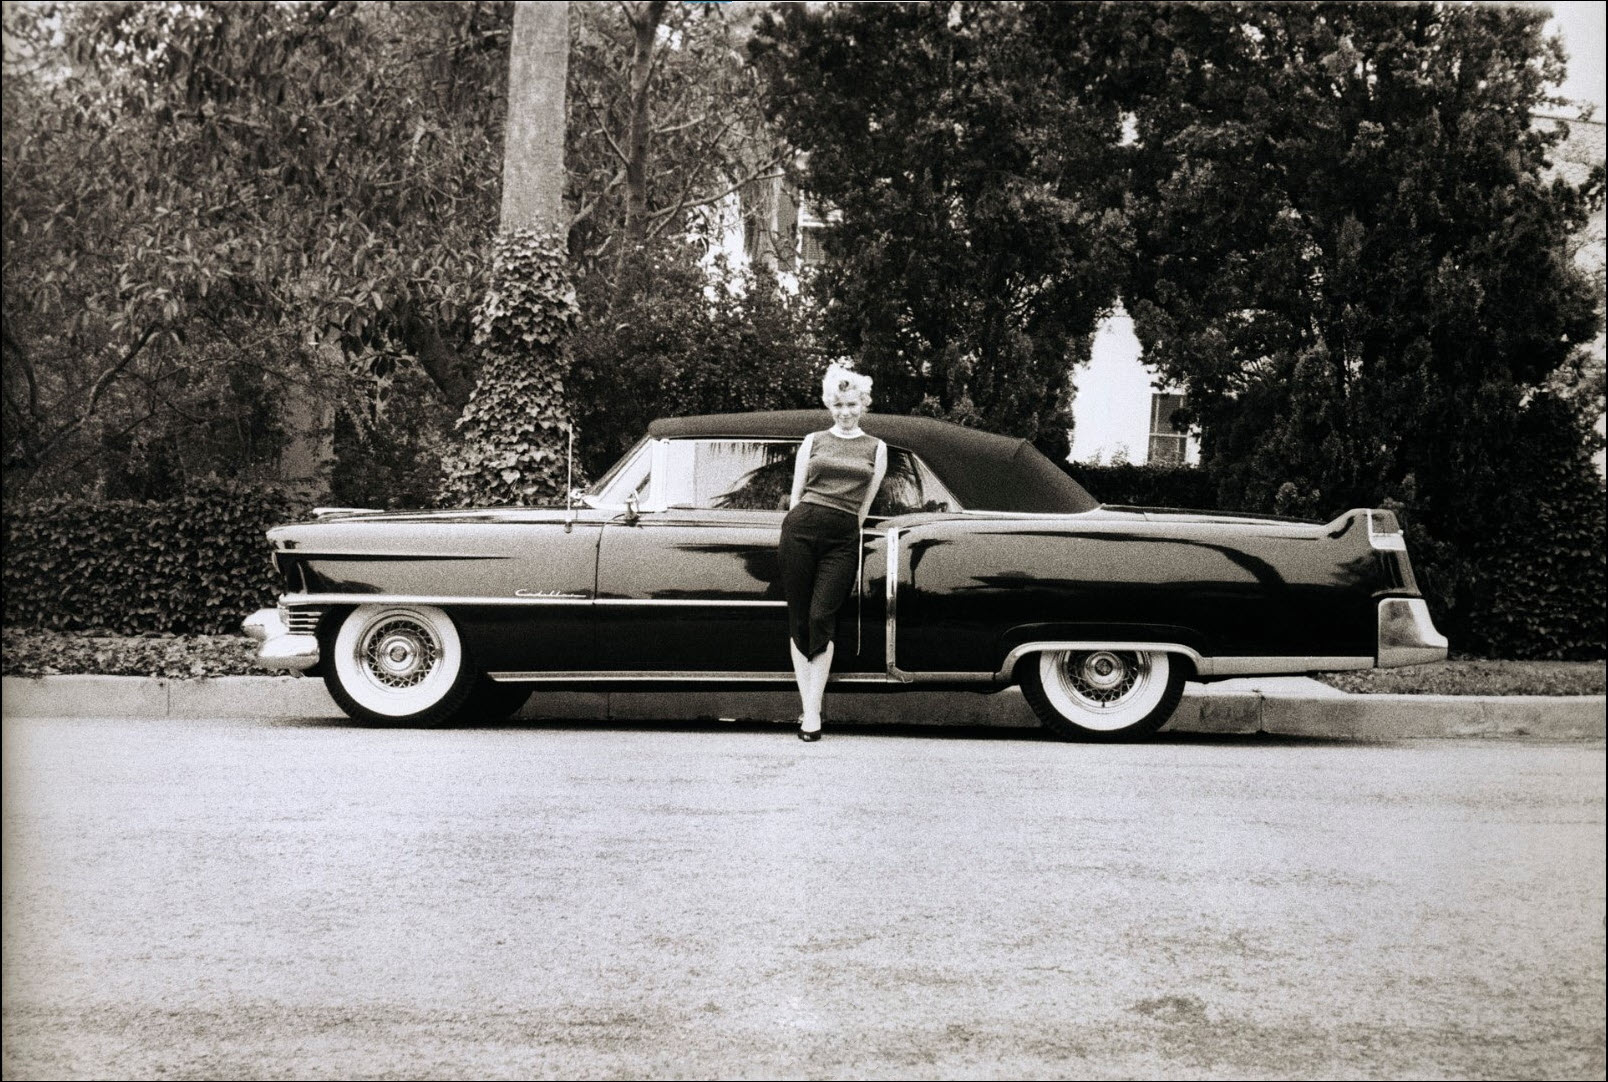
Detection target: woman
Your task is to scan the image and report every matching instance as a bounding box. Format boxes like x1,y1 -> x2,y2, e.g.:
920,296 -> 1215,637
780,363 -> 888,741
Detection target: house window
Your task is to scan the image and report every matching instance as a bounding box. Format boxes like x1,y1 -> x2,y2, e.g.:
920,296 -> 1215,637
799,224 -> 828,268
1148,393 -> 1188,466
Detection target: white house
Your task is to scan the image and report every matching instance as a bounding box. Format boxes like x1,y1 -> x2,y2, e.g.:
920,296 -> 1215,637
1068,304 -> 1200,467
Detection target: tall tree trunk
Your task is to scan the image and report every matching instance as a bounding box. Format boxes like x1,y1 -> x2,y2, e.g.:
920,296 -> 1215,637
440,1 -> 578,506
613,0 -> 669,303
501,1 -> 570,233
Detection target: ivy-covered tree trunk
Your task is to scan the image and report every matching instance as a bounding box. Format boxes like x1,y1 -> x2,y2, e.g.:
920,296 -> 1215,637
440,1 -> 579,506
438,231 -> 579,505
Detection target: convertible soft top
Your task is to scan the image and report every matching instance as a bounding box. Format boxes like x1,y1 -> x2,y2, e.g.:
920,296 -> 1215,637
648,410 -> 1099,514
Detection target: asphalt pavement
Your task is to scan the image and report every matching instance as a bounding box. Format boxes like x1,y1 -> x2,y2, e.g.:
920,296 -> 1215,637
3,715 -> 1604,1079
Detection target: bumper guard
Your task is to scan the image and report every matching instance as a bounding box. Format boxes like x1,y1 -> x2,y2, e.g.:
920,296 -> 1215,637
1376,598 -> 1449,668
243,608 -> 321,674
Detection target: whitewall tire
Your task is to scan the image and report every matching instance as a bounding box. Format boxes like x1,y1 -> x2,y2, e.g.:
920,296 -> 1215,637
324,604 -> 477,726
1020,648 -> 1185,741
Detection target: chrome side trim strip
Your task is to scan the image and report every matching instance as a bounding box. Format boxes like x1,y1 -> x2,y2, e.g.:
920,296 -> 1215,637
594,599 -> 786,607
275,551 -> 510,559
1204,655 -> 1372,675
281,594 -> 785,608
287,594 -> 590,606
485,671 -> 900,684
994,641 -> 1374,680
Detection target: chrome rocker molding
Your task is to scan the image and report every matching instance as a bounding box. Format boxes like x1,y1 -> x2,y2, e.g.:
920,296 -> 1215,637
281,593 -> 784,608
484,670 -> 898,684
242,608 -> 320,673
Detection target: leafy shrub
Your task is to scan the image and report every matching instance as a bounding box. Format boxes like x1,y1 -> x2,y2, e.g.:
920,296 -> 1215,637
1452,393 -> 1606,660
2,480 -> 308,635
1066,462 -> 1221,510
569,252 -> 820,479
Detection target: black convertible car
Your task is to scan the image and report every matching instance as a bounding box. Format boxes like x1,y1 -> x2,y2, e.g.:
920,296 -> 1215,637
245,410 -> 1447,739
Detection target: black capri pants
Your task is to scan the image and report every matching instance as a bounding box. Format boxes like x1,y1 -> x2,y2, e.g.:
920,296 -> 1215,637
779,502 -> 860,660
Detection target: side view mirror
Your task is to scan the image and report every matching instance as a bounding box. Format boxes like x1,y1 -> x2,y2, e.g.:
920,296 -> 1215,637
624,492 -> 640,525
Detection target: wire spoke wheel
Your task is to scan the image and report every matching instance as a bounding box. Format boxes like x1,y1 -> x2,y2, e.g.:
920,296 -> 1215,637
1021,648 -> 1185,741
325,605 -> 476,726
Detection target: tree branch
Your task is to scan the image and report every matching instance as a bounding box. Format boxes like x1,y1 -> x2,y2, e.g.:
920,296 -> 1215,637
13,323 -> 160,471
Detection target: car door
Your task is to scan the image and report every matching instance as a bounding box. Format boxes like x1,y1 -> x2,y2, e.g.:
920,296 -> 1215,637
594,438 -> 957,676
594,437 -> 895,675
594,438 -> 795,673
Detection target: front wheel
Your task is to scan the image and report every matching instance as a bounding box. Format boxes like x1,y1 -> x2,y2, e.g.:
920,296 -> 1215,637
1020,649 -> 1185,741
323,604 -> 478,727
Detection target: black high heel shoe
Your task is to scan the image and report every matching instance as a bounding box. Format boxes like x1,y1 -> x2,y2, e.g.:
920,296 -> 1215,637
797,717 -> 822,742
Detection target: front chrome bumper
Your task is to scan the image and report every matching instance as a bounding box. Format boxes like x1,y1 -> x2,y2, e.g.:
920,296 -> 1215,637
1377,598 -> 1449,668
243,607 -> 321,673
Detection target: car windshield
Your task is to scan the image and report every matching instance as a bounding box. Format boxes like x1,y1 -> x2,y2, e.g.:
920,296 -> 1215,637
589,436 -> 962,515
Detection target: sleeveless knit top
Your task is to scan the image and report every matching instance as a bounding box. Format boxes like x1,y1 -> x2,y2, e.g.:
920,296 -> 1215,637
799,430 -> 882,517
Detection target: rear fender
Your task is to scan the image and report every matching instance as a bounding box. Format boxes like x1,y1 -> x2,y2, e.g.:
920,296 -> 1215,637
997,623 -> 1205,682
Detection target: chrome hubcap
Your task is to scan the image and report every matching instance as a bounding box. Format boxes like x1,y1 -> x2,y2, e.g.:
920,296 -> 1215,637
1059,650 -> 1148,708
362,620 -> 438,689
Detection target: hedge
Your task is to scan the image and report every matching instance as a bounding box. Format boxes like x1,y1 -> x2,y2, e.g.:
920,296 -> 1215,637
2,480 -> 307,636
1066,461 -> 1222,511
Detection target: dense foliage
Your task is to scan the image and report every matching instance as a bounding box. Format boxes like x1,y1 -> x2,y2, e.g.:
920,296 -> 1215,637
563,1 -> 817,477
438,230 -> 579,505
1458,393 -> 1606,660
1,2 -> 508,500
750,2 -> 1134,461
2,480 -> 306,635
569,254 -> 820,478
2,1 -> 809,507
1108,2 -> 1603,652
1065,462 -> 1223,512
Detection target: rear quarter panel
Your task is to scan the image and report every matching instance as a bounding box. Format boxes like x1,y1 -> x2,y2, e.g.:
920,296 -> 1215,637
893,512 -> 1386,673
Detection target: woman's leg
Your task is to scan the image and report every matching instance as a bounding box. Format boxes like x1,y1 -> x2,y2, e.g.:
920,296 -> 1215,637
779,507 -> 821,729
799,520 -> 858,733
789,638 -> 815,725
795,639 -> 833,733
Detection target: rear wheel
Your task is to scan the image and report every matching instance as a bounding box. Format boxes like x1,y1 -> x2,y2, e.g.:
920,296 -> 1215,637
1020,648 -> 1185,741
323,604 -> 478,727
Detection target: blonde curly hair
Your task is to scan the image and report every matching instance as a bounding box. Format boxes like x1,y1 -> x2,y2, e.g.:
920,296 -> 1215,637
821,362 -> 874,408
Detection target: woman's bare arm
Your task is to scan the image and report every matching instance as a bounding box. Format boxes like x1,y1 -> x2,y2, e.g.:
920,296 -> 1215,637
789,432 -> 814,510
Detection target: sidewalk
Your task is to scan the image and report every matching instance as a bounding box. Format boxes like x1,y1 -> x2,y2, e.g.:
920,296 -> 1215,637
3,675 -> 1603,739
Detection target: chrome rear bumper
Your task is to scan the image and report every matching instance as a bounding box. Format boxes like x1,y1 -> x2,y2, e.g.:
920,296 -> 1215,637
1377,598 -> 1449,668
243,608 -> 321,673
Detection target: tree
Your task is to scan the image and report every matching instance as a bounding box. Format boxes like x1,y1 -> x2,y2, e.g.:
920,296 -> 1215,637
1112,2 -> 1601,648
560,0 -> 815,475
565,0 -> 786,308
439,1 -> 577,507
749,1 -> 1135,460
502,0 -> 569,234
2,1 -> 511,500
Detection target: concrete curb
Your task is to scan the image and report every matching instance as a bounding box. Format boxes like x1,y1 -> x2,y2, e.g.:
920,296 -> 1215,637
2,675 -> 1603,739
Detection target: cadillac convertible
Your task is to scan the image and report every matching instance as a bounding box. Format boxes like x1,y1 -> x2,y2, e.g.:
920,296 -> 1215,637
244,410 -> 1447,739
